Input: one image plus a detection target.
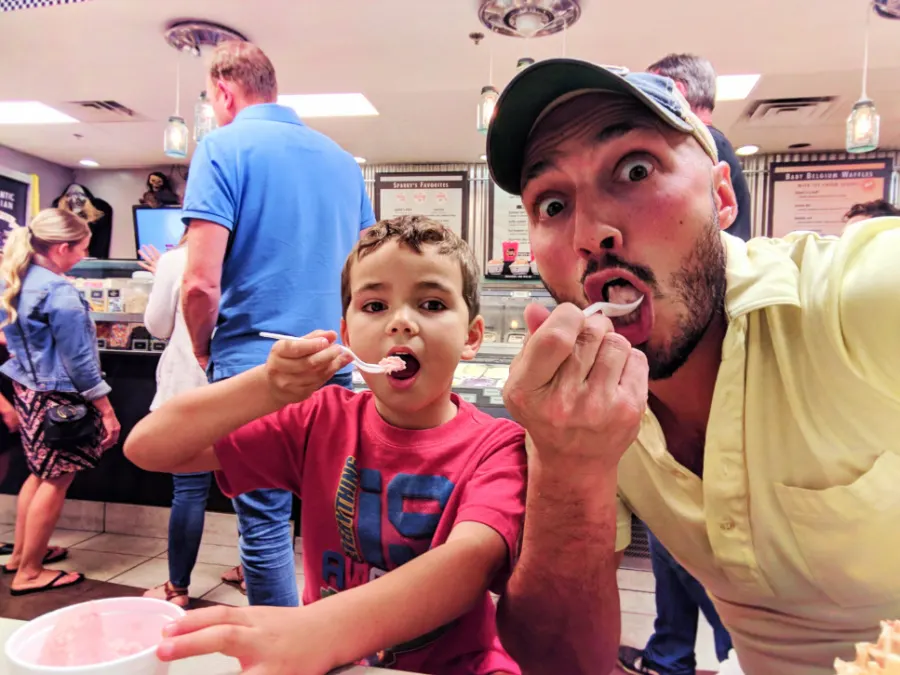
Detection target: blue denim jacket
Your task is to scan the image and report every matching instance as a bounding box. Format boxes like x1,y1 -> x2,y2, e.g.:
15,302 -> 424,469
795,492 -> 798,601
0,265 -> 110,400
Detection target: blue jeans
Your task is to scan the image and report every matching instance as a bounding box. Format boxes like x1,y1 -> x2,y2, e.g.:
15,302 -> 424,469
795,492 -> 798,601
643,531 -> 733,675
233,371 -> 353,607
168,472 -> 212,589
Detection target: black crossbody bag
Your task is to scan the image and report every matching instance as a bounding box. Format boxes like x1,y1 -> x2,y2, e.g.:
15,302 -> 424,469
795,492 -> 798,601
14,315 -> 96,449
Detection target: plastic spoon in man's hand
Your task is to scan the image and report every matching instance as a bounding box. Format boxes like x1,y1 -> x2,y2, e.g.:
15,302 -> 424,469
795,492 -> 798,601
583,296 -> 644,318
259,332 -> 404,375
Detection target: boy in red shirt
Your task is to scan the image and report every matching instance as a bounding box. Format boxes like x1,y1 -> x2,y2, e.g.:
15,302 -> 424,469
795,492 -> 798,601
126,215 -> 525,675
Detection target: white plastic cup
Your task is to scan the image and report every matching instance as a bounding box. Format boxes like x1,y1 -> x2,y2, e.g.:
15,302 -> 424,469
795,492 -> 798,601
5,597 -> 186,675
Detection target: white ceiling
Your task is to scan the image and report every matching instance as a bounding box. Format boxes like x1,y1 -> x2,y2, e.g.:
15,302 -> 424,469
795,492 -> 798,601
0,0 -> 899,169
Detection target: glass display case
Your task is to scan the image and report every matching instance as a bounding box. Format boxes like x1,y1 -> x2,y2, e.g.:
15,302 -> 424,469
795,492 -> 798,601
68,260 -> 164,355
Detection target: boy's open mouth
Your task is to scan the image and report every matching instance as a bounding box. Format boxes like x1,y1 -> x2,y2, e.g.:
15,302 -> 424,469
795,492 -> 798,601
389,353 -> 421,380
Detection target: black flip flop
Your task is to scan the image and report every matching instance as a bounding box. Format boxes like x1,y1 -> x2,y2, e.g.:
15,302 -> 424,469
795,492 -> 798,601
0,543 -> 12,556
1,547 -> 68,574
10,570 -> 85,596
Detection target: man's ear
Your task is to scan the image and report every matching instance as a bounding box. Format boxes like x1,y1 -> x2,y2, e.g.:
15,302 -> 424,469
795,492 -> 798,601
711,161 -> 738,231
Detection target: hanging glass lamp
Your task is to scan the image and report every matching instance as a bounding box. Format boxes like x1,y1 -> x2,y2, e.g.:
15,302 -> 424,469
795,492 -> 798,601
516,57 -> 535,73
164,116 -> 189,158
193,91 -> 217,142
846,99 -> 880,154
477,85 -> 499,134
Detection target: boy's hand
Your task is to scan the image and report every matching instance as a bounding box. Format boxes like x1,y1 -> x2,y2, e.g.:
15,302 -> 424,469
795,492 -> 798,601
266,330 -> 353,407
157,605 -> 339,675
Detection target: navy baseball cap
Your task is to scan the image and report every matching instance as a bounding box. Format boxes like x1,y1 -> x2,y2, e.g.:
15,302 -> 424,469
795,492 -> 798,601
486,59 -> 718,196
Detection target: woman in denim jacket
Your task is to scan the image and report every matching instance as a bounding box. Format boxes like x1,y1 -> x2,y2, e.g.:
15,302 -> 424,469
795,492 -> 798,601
0,208 -> 120,596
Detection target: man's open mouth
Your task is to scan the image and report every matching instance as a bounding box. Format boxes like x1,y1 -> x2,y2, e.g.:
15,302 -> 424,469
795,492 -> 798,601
601,278 -> 644,324
388,353 -> 421,380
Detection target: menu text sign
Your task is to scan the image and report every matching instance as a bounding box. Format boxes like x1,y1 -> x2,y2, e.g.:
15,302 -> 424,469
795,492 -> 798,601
488,182 -> 531,263
374,172 -> 469,240
767,159 -> 894,238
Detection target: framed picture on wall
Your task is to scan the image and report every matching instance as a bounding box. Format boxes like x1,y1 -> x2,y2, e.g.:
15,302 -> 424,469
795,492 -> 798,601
767,158 -> 894,238
374,172 -> 469,241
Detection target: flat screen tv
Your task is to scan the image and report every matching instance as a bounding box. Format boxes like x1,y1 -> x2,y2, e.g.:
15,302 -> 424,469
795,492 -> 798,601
132,205 -> 185,257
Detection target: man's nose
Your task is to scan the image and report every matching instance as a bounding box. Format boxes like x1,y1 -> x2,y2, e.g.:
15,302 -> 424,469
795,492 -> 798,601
573,201 -> 623,259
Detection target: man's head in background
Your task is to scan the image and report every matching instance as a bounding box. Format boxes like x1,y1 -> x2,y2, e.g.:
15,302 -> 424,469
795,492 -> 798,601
207,41 -> 278,127
648,53 -> 717,125
843,199 -> 900,229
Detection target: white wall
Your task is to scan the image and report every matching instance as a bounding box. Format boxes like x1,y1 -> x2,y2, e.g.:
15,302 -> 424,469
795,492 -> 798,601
0,145 -> 74,211
73,167 -> 185,259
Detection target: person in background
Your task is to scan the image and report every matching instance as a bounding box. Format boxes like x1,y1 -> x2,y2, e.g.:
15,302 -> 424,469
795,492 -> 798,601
843,199 -> 900,229
0,330 -> 18,558
126,217 -> 525,675
649,53 -> 752,243
0,209 -> 120,595
181,40 -> 375,608
136,234 -> 209,607
485,60 -> 900,675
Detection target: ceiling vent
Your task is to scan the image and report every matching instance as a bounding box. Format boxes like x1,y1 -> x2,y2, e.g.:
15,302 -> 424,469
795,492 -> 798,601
741,96 -> 837,127
58,100 -> 140,123
478,0 -> 581,38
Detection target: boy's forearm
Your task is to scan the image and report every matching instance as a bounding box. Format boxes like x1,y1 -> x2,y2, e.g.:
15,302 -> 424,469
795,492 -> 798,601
125,366 -> 279,471
316,524 -> 504,670
0,393 -> 13,414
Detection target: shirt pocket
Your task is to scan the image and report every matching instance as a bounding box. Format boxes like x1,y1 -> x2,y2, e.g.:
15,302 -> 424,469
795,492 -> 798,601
773,451 -> 900,608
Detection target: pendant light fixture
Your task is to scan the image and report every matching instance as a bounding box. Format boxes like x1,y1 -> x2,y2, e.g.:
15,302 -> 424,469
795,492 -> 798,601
193,90 -> 217,142
164,56 -> 189,158
473,33 -> 498,135
516,57 -> 535,73
846,1 -> 880,153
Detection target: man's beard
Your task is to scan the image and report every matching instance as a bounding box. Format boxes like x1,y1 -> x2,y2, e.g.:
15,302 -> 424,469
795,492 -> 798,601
542,206 -> 727,381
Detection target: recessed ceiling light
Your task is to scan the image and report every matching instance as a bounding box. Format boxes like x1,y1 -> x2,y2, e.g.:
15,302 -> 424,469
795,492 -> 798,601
354,157 -> 366,164
79,159 -> 99,168
0,101 -> 79,125
735,144 -> 760,156
277,94 -> 378,118
715,74 -> 761,102
480,155 -> 487,161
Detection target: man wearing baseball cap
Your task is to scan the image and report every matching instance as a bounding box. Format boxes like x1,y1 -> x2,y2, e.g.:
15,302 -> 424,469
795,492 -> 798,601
489,59 -> 900,675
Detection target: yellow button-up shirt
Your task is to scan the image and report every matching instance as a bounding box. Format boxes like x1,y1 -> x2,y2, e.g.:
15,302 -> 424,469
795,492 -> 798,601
615,217 -> 900,675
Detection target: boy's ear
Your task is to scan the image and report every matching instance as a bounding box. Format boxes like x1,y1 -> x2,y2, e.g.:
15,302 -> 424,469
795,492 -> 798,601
460,315 -> 484,361
339,318 -> 349,348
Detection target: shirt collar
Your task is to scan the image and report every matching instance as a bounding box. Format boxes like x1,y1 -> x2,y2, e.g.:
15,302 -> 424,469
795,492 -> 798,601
722,232 -> 801,319
234,103 -> 304,126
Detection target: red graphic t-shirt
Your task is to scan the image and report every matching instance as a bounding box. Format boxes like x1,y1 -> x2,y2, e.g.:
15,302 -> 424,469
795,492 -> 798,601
215,386 -> 526,674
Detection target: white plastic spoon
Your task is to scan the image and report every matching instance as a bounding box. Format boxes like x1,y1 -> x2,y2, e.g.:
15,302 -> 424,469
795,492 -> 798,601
583,296 -> 644,318
259,332 -> 404,375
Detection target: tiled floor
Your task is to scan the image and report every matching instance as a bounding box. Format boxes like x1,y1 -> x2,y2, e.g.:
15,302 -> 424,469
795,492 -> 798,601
1,508 -> 719,672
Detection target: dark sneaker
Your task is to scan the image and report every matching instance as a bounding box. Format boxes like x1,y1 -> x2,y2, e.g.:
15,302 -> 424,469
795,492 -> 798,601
618,646 -> 662,675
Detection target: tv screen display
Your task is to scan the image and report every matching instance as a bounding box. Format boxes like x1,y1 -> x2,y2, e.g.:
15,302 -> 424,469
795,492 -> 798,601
132,206 -> 185,257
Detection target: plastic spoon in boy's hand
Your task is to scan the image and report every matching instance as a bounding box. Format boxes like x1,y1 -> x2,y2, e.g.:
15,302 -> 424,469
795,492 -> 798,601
259,332 -> 405,375
583,296 -> 644,318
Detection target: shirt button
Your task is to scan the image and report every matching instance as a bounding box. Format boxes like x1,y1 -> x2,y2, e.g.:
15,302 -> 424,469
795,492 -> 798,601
721,519 -> 735,531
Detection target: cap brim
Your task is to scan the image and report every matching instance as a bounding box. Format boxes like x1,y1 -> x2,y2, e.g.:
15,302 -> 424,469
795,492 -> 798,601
487,59 -> 692,196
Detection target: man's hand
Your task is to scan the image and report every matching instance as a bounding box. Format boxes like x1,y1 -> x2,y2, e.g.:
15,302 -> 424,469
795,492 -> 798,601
157,605 -> 339,675
265,330 -> 352,408
503,302 -> 649,469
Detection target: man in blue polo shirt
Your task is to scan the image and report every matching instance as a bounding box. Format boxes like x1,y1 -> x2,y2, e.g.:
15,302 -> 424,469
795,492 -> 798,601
180,40 -> 375,608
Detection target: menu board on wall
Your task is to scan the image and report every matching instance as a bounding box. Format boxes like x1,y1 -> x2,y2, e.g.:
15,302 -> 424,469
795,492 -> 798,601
374,172 -> 468,240
0,171 -> 30,249
488,182 -> 531,262
767,159 -> 894,238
